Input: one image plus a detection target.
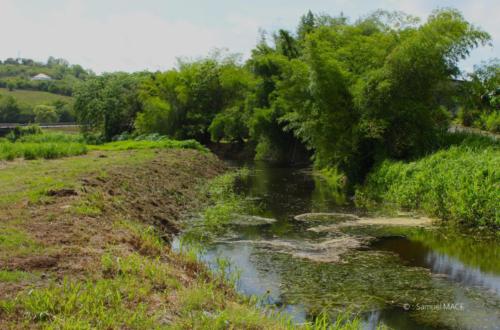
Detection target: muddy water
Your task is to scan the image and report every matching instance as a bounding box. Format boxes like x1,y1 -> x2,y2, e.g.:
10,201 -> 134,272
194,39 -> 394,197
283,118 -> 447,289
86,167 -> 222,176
179,162 -> 500,329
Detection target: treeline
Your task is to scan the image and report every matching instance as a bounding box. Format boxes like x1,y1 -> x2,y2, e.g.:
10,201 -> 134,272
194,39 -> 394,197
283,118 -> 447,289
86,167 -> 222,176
455,59 -> 499,132
0,96 -> 74,124
0,56 -> 93,96
75,9 -> 495,182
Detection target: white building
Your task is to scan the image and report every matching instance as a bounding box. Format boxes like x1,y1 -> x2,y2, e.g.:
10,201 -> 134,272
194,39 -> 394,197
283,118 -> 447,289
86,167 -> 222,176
31,73 -> 52,81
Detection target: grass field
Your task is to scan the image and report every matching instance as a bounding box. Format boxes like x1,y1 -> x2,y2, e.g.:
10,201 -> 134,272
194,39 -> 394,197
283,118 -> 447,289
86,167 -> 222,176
0,88 -> 74,107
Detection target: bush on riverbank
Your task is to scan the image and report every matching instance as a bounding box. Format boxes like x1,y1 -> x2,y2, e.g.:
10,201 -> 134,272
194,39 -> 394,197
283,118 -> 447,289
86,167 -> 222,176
0,141 -> 87,160
0,130 -> 207,161
356,145 -> 499,227
89,138 -> 207,152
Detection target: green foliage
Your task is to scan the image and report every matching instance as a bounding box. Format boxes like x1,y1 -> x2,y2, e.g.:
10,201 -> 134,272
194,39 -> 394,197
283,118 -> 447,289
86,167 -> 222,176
0,141 -> 87,161
482,111 -> 500,132
89,138 -> 208,152
1,129 -> 87,160
202,171 -> 249,231
456,58 -> 500,132
357,145 -> 499,227
6,124 -> 43,141
437,131 -> 499,149
0,95 -> 21,122
18,132 -> 85,144
33,105 -> 59,123
0,226 -> 40,256
115,220 -> 165,256
74,73 -> 145,141
240,8 -> 489,175
134,97 -> 173,135
208,105 -> 248,142
0,56 -> 93,96
13,278 -> 159,328
138,54 -> 255,142
0,88 -> 74,123
0,270 -> 32,283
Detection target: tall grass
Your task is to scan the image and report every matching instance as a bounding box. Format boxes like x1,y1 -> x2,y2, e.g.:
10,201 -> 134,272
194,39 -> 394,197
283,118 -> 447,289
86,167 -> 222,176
1,129 -> 87,161
18,132 -> 85,143
89,139 -> 208,152
357,145 -> 499,227
0,141 -> 87,160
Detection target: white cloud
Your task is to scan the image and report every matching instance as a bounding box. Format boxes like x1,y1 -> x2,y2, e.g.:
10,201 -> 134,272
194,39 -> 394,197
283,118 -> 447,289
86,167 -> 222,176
0,0 -> 261,72
0,0 -> 497,73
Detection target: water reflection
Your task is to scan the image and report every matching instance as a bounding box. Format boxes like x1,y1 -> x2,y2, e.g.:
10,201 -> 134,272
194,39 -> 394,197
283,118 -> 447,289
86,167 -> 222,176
371,236 -> 500,296
179,162 -> 500,329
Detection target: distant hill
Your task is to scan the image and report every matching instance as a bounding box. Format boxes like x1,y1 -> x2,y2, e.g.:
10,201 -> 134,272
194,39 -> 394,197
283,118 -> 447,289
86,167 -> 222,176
0,57 -> 94,96
0,57 -> 91,124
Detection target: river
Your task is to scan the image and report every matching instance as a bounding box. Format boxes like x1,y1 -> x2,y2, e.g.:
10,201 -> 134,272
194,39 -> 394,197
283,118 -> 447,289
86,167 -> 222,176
175,161 -> 500,329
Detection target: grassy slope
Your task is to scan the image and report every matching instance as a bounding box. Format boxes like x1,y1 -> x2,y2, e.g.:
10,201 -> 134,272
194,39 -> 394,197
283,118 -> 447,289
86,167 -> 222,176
0,147 -> 355,329
0,88 -> 74,108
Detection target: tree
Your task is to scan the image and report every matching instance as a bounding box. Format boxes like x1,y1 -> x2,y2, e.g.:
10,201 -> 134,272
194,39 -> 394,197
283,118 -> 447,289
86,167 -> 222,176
33,105 -> 59,123
0,96 -> 21,122
7,81 -> 15,91
137,55 -> 253,142
274,30 -> 300,59
134,97 -> 173,135
74,73 -> 144,140
297,10 -> 316,41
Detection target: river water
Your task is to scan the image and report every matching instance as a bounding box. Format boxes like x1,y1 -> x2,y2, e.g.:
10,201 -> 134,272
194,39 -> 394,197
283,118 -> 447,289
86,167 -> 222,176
177,162 -> 500,329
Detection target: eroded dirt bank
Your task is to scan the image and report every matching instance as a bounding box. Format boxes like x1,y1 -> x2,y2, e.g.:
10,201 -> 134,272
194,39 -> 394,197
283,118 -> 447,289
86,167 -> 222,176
0,149 -> 297,328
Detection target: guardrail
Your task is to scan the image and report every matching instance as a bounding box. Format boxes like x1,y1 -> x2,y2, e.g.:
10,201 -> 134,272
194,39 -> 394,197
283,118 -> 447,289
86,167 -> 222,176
0,123 -> 78,129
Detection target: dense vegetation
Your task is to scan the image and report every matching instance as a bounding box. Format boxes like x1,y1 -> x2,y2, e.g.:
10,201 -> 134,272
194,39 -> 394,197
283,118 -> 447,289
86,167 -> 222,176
0,57 -> 92,124
75,9 -> 491,177
0,56 -> 92,96
455,59 -> 499,132
357,134 -> 499,227
2,9 -> 495,228
0,126 -> 207,161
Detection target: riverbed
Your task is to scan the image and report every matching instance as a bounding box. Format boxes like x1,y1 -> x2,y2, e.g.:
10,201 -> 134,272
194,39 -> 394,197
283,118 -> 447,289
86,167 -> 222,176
176,162 -> 500,329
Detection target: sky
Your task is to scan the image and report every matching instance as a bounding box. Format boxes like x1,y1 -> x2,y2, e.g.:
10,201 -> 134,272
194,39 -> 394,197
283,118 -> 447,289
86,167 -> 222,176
0,0 -> 498,73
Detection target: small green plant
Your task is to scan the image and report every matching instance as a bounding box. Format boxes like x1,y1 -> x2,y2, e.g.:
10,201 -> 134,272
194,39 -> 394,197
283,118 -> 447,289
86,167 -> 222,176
115,220 -> 165,256
14,278 -> 158,328
0,226 -> 41,257
0,270 -> 32,283
198,170 -> 253,235
72,191 -> 105,217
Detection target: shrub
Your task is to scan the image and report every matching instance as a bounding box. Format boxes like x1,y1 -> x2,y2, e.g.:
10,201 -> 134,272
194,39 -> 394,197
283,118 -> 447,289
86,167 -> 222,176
6,125 -> 42,142
89,139 -> 208,152
0,141 -> 87,161
357,145 -> 499,227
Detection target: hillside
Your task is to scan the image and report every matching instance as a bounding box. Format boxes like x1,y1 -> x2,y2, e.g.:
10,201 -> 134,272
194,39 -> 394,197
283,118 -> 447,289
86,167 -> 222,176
0,88 -> 73,108
0,57 -> 93,96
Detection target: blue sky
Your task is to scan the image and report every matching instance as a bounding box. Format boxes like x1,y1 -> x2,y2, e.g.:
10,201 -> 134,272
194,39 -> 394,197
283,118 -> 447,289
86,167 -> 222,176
0,0 -> 498,73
